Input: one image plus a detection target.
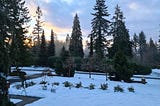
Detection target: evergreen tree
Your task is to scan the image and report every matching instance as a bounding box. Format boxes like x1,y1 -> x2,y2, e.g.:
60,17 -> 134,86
39,30 -> 47,66
32,6 -> 43,55
60,46 -> 69,62
48,29 -> 55,57
9,0 -> 30,67
139,31 -> 147,64
108,5 -> 132,58
113,50 -> 133,82
65,34 -> 70,50
89,0 -> 110,58
132,33 -> 139,54
88,34 -> 94,57
147,38 -> 158,66
69,14 -> 84,58
0,0 -> 29,105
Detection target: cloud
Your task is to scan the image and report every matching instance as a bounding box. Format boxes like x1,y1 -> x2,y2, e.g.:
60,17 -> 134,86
128,2 -> 139,10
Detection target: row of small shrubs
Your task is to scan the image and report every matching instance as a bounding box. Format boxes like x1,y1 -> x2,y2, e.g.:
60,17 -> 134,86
57,81 -> 134,92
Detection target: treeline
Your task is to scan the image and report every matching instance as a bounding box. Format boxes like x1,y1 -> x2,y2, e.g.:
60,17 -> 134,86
27,1 -> 160,81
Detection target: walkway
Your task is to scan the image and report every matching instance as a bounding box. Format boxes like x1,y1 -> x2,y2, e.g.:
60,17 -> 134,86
9,73 -> 43,106
10,94 -> 41,106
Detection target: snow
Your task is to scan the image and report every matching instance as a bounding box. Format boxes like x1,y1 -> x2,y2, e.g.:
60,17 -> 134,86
152,69 -> 160,77
9,70 -> 160,106
10,99 -> 22,104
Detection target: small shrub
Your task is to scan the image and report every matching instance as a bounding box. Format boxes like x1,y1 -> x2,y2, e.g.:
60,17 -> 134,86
128,86 -> 135,93
75,82 -> 82,88
141,78 -> 147,84
42,85 -> 47,90
100,83 -> 108,90
63,81 -> 72,87
14,84 -> 22,90
52,82 -> 60,86
114,85 -> 124,92
89,83 -> 95,90
39,81 -> 47,85
26,81 -> 36,88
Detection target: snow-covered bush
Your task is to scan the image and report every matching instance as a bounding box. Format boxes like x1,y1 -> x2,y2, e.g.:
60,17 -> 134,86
89,83 -> 95,90
114,85 -> 124,92
25,81 -> 36,88
63,81 -> 72,87
52,82 -> 60,86
39,81 -> 47,85
75,82 -> 82,88
141,78 -> 147,84
128,86 -> 135,92
100,83 -> 108,90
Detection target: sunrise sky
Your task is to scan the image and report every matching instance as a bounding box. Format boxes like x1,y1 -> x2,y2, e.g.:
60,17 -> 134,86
25,0 -> 160,42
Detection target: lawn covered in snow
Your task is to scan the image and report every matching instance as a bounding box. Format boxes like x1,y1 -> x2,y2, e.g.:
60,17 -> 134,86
9,72 -> 160,106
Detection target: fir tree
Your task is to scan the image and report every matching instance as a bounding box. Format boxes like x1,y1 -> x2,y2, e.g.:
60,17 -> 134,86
90,0 -> 110,58
139,31 -> 147,64
132,33 -> 139,54
108,5 -> 132,58
88,34 -> 94,57
147,38 -> 158,66
60,46 -> 69,62
48,29 -> 55,57
69,14 -> 84,58
9,0 -> 30,67
39,30 -> 47,66
32,6 -> 43,55
0,0 -> 29,105
65,34 -> 70,50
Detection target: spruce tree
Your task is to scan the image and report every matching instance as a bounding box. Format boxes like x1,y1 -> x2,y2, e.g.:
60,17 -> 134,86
88,34 -> 94,57
9,0 -> 30,67
65,34 -> 70,50
132,33 -> 139,54
90,0 -> 110,58
69,14 -> 84,58
48,29 -> 55,57
39,30 -> 47,66
32,6 -> 43,55
108,5 -> 132,58
147,38 -> 158,66
139,31 -> 147,64
60,46 -> 69,62
0,0 -> 29,105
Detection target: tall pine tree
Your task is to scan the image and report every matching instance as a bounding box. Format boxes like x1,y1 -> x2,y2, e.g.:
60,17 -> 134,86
0,0 -> 30,105
32,6 -> 43,55
39,30 -> 47,66
132,33 -> 139,54
48,29 -> 55,57
9,0 -> 30,67
89,0 -> 110,58
139,31 -> 147,64
69,14 -> 84,58
108,5 -> 132,58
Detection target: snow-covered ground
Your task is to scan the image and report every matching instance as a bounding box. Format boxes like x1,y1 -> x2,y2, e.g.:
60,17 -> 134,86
9,71 -> 160,106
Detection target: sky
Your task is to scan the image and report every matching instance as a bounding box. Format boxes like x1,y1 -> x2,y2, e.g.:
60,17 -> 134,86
26,0 -> 160,42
